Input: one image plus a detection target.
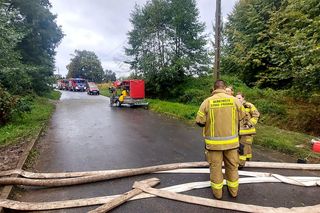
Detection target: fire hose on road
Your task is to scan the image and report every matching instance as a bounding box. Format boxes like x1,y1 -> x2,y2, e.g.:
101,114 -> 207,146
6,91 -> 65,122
0,177 -> 320,212
0,161 -> 320,212
0,161 -> 320,182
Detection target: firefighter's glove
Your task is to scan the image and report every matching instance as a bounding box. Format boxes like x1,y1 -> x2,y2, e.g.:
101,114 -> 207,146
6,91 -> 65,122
238,143 -> 244,155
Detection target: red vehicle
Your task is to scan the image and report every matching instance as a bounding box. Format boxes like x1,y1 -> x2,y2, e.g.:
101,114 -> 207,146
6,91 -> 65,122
109,80 -> 148,107
86,82 -> 100,95
57,79 -> 69,90
68,78 -> 87,92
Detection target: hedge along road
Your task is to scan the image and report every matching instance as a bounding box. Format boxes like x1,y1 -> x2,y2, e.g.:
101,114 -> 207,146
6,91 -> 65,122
10,90 -> 320,213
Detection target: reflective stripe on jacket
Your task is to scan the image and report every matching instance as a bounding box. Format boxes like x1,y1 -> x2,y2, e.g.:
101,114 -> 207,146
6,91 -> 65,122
196,89 -> 246,151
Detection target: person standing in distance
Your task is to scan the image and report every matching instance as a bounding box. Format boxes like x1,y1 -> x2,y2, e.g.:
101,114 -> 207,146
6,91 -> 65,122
196,80 -> 246,199
236,92 -> 260,167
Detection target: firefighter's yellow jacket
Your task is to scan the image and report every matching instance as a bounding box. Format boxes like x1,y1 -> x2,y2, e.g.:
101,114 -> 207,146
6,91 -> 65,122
119,89 -> 128,102
196,89 -> 246,150
239,101 -> 260,136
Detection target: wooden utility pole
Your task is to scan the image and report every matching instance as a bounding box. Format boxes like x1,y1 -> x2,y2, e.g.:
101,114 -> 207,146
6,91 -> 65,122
214,0 -> 221,80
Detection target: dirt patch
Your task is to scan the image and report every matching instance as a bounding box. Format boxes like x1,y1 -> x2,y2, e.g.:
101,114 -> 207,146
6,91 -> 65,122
0,140 -> 30,171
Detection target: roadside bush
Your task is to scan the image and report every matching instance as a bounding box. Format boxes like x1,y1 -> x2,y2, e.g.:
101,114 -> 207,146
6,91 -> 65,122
0,67 -> 32,95
289,107 -> 320,136
12,96 -> 32,117
309,93 -> 320,105
178,89 -> 208,105
0,86 -> 32,126
254,99 -> 287,116
0,87 -> 17,125
163,74 -> 319,137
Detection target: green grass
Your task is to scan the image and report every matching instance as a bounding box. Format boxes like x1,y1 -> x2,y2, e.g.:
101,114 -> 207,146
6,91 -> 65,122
147,99 -> 319,161
254,125 -> 317,159
44,90 -> 61,100
99,88 -> 110,97
0,91 -> 58,147
147,99 -> 198,121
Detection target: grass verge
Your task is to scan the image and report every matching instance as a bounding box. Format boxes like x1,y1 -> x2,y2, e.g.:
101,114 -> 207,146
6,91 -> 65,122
148,99 -> 319,161
147,99 -> 198,121
97,83 -> 112,97
44,90 -> 61,100
0,90 -> 60,147
99,88 -> 110,97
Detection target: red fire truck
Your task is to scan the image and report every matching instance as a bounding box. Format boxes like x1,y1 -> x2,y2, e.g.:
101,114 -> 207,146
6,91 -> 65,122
57,79 -> 69,90
68,78 -> 87,92
109,80 -> 148,107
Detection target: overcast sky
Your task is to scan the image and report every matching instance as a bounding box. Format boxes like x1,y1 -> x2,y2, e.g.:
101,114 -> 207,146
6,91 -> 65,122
50,0 -> 238,77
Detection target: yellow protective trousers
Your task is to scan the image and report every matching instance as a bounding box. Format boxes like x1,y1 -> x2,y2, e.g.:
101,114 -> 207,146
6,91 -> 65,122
206,149 -> 239,199
239,135 -> 253,166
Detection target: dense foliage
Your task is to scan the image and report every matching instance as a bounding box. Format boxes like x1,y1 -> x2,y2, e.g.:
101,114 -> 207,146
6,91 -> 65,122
0,0 -> 63,125
172,75 -> 320,136
126,0 -> 210,97
66,50 -> 106,83
223,0 -> 320,94
0,86 -> 31,125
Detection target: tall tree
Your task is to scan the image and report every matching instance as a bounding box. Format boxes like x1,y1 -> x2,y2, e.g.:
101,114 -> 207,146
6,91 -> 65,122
223,0 -> 282,86
0,0 -> 31,94
126,0 -> 209,97
222,0 -> 320,93
169,0 -> 209,76
8,0 -> 63,67
66,50 -> 104,83
265,0 -> 320,92
5,0 -> 64,94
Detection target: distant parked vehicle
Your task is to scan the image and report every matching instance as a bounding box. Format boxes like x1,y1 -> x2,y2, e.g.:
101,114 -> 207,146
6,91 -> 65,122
68,78 -> 87,92
57,79 -> 69,90
86,82 -> 100,95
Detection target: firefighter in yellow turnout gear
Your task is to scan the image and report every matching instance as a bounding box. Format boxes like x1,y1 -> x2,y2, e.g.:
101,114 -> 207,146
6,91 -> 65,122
196,80 -> 245,199
118,88 -> 128,103
236,92 -> 260,167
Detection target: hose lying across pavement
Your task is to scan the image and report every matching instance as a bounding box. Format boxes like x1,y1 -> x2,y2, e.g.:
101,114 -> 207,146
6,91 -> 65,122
0,161 -> 319,181
0,162 -> 208,179
0,161 -> 320,211
0,176 -> 320,211
133,179 -> 320,213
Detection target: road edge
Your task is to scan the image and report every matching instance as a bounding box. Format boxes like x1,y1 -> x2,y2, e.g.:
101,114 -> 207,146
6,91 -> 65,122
0,96 -> 59,213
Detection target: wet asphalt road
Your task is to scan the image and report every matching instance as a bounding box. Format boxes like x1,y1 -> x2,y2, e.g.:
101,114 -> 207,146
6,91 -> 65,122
11,91 -> 320,212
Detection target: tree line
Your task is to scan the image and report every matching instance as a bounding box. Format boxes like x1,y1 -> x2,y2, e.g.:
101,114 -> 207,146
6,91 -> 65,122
0,0 -> 63,125
222,0 -> 320,95
125,0 -> 319,98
